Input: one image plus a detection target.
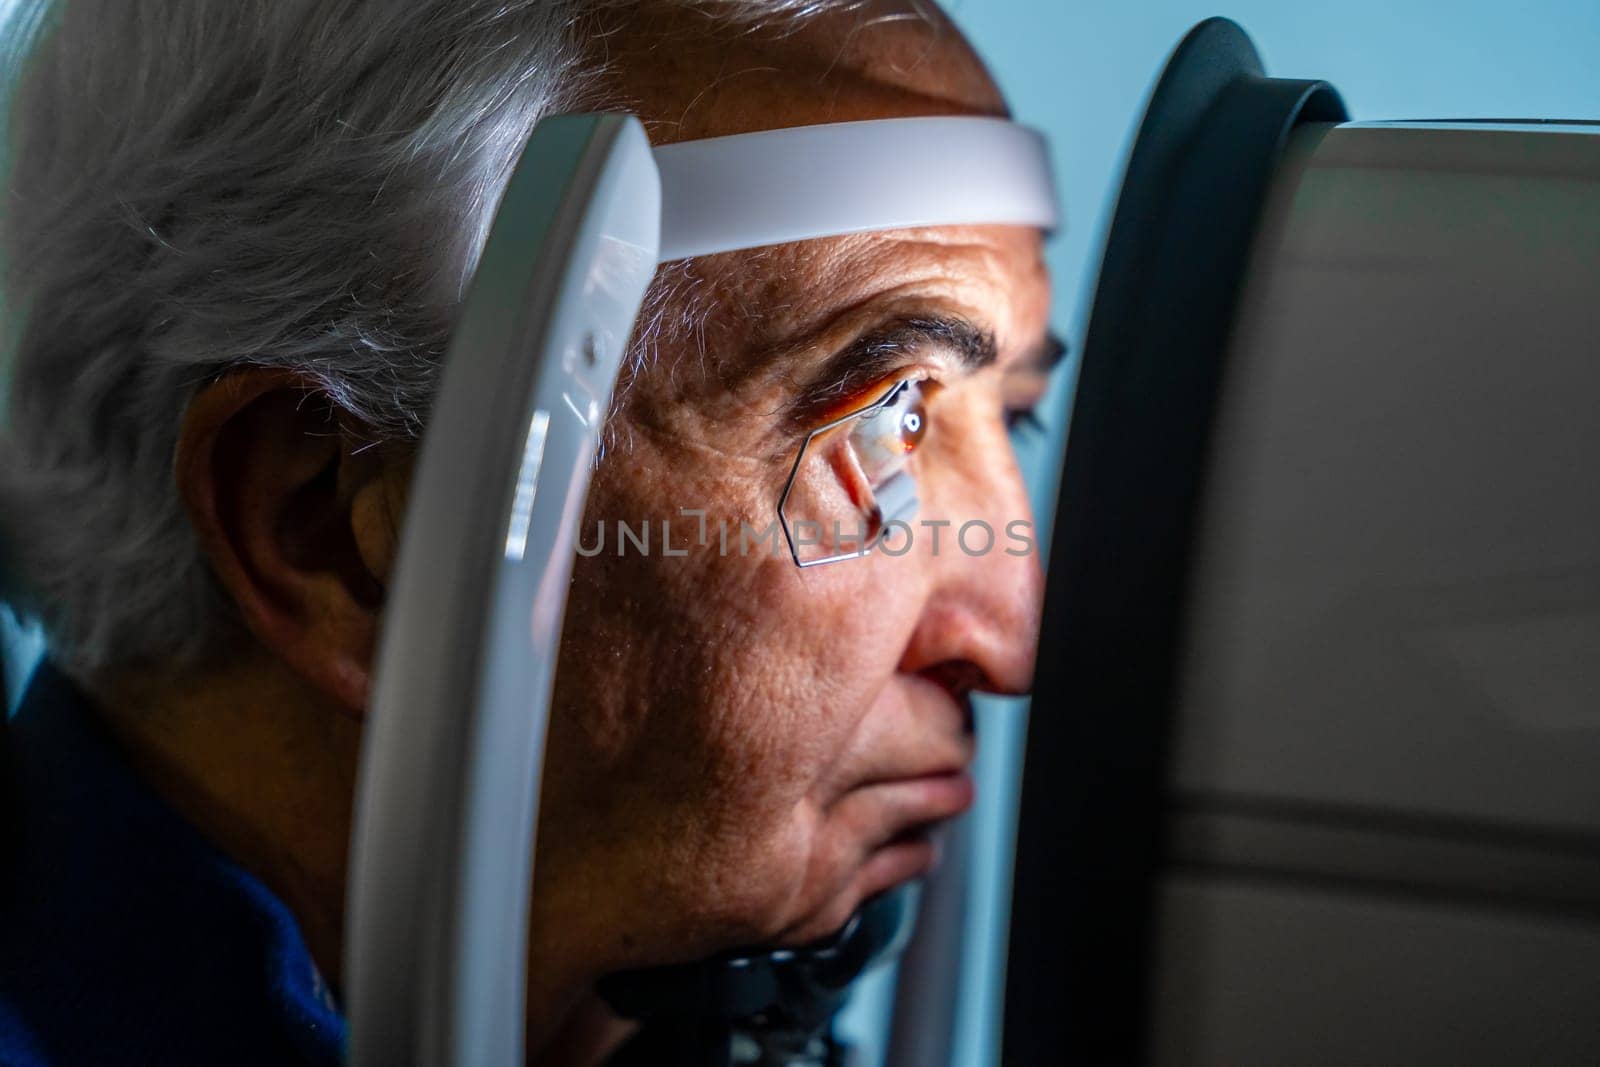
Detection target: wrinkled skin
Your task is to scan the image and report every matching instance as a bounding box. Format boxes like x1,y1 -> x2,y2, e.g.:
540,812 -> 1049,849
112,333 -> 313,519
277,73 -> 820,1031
530,0 -> 1052,1005
95,2 -> 1054,1061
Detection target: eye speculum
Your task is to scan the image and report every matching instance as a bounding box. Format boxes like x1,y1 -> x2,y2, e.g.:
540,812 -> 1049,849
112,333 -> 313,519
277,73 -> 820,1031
778,379 -> 929,567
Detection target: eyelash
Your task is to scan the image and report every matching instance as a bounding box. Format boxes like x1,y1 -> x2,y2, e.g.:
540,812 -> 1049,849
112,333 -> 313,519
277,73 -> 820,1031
810,369 -> 1050,449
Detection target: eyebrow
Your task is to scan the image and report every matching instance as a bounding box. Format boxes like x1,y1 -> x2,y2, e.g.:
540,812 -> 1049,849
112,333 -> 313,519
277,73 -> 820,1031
800,316 -> 994,409
843,315 -> 995,375
787,316 -> 1068,429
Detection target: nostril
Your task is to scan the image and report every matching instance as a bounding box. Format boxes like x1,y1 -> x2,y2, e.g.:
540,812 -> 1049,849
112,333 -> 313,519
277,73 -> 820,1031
920,659 -> 987,734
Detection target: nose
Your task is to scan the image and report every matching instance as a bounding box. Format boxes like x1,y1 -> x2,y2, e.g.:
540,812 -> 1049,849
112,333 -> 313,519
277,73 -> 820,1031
897,418 -> 1045,697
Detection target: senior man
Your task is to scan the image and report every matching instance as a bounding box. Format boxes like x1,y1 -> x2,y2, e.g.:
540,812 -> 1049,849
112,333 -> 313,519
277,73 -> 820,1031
0,0 -> 1056,1063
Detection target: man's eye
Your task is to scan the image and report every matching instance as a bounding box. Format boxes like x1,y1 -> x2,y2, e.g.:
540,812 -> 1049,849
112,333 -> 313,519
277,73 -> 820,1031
850,379 -> 933,472
781,377 -> 936,565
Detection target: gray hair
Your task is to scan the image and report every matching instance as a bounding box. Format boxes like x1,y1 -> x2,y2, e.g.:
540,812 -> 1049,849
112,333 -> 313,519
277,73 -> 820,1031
0,0 -> 865,673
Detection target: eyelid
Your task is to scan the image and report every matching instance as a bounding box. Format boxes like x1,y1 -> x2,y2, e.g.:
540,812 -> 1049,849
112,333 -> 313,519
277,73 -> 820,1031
789,316 -> 989,431
796,364 -> 939,433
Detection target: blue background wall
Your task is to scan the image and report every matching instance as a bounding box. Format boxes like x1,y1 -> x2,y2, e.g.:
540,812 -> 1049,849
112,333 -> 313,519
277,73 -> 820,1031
838,3 -> 1600,1065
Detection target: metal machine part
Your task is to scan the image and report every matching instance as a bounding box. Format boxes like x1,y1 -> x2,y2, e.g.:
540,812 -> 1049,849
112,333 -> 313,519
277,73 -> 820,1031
653,117 -> 1059,260
1012,15 -> 1600,1066
1009,19 -> 1345,1062
1155,116 -> 1600,1067
599,884 -> 920,1067
345,113 -> 662,1067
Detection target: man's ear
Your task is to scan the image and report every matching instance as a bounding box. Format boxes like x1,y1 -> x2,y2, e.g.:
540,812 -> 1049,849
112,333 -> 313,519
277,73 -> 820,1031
175,368 -> 409,716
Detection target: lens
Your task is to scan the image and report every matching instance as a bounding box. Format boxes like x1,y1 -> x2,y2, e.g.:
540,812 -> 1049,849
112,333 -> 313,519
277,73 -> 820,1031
778,379 -> 928,566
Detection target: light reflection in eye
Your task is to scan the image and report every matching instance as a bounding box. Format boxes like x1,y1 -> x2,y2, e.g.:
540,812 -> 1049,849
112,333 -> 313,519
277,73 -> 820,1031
849,378 -> 931,475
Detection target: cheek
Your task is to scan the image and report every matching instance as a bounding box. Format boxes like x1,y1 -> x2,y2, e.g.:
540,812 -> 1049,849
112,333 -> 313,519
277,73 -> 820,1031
562,418 -> 922,754
646,539 -> 925,821
646,555 -> 927,939
542,417 -> 930,942
557,490 -> 916,781
718,553 -> 921,767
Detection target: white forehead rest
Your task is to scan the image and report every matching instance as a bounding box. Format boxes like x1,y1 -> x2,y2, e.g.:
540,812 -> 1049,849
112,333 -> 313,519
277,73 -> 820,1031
652,116 -> 1060,262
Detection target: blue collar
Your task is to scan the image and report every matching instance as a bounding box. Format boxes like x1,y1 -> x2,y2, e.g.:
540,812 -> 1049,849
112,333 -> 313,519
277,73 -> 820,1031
0,661 -> 347,1065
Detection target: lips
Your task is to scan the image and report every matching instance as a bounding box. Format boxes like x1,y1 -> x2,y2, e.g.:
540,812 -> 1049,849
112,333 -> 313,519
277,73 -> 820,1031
856,680 -> 978,808
857,821 -> 953,902
864,764 -> 972,838
895,768 -> 977,820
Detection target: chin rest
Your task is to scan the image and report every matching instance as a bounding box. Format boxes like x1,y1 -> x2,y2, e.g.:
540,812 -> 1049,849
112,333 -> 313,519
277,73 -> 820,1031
598,883 -> 920,1067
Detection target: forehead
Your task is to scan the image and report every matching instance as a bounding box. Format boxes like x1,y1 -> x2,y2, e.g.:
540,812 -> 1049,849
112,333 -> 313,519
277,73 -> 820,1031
590,1 -> 1009,143
699,224 -> 1050,362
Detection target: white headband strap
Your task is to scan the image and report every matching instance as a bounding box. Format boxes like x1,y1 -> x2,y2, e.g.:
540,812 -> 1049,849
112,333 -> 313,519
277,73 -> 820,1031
652,116 -> 1060,262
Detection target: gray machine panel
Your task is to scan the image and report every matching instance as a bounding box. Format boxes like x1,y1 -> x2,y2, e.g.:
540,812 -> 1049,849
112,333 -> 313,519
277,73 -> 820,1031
1154,121 -> 1600,1065
1151,875 -> 1600,1067
1172,123 -> 1600,837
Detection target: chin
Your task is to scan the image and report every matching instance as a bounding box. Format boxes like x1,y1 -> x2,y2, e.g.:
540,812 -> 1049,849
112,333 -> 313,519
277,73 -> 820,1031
780,817 -> 959,947
862,826 -> 947,893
